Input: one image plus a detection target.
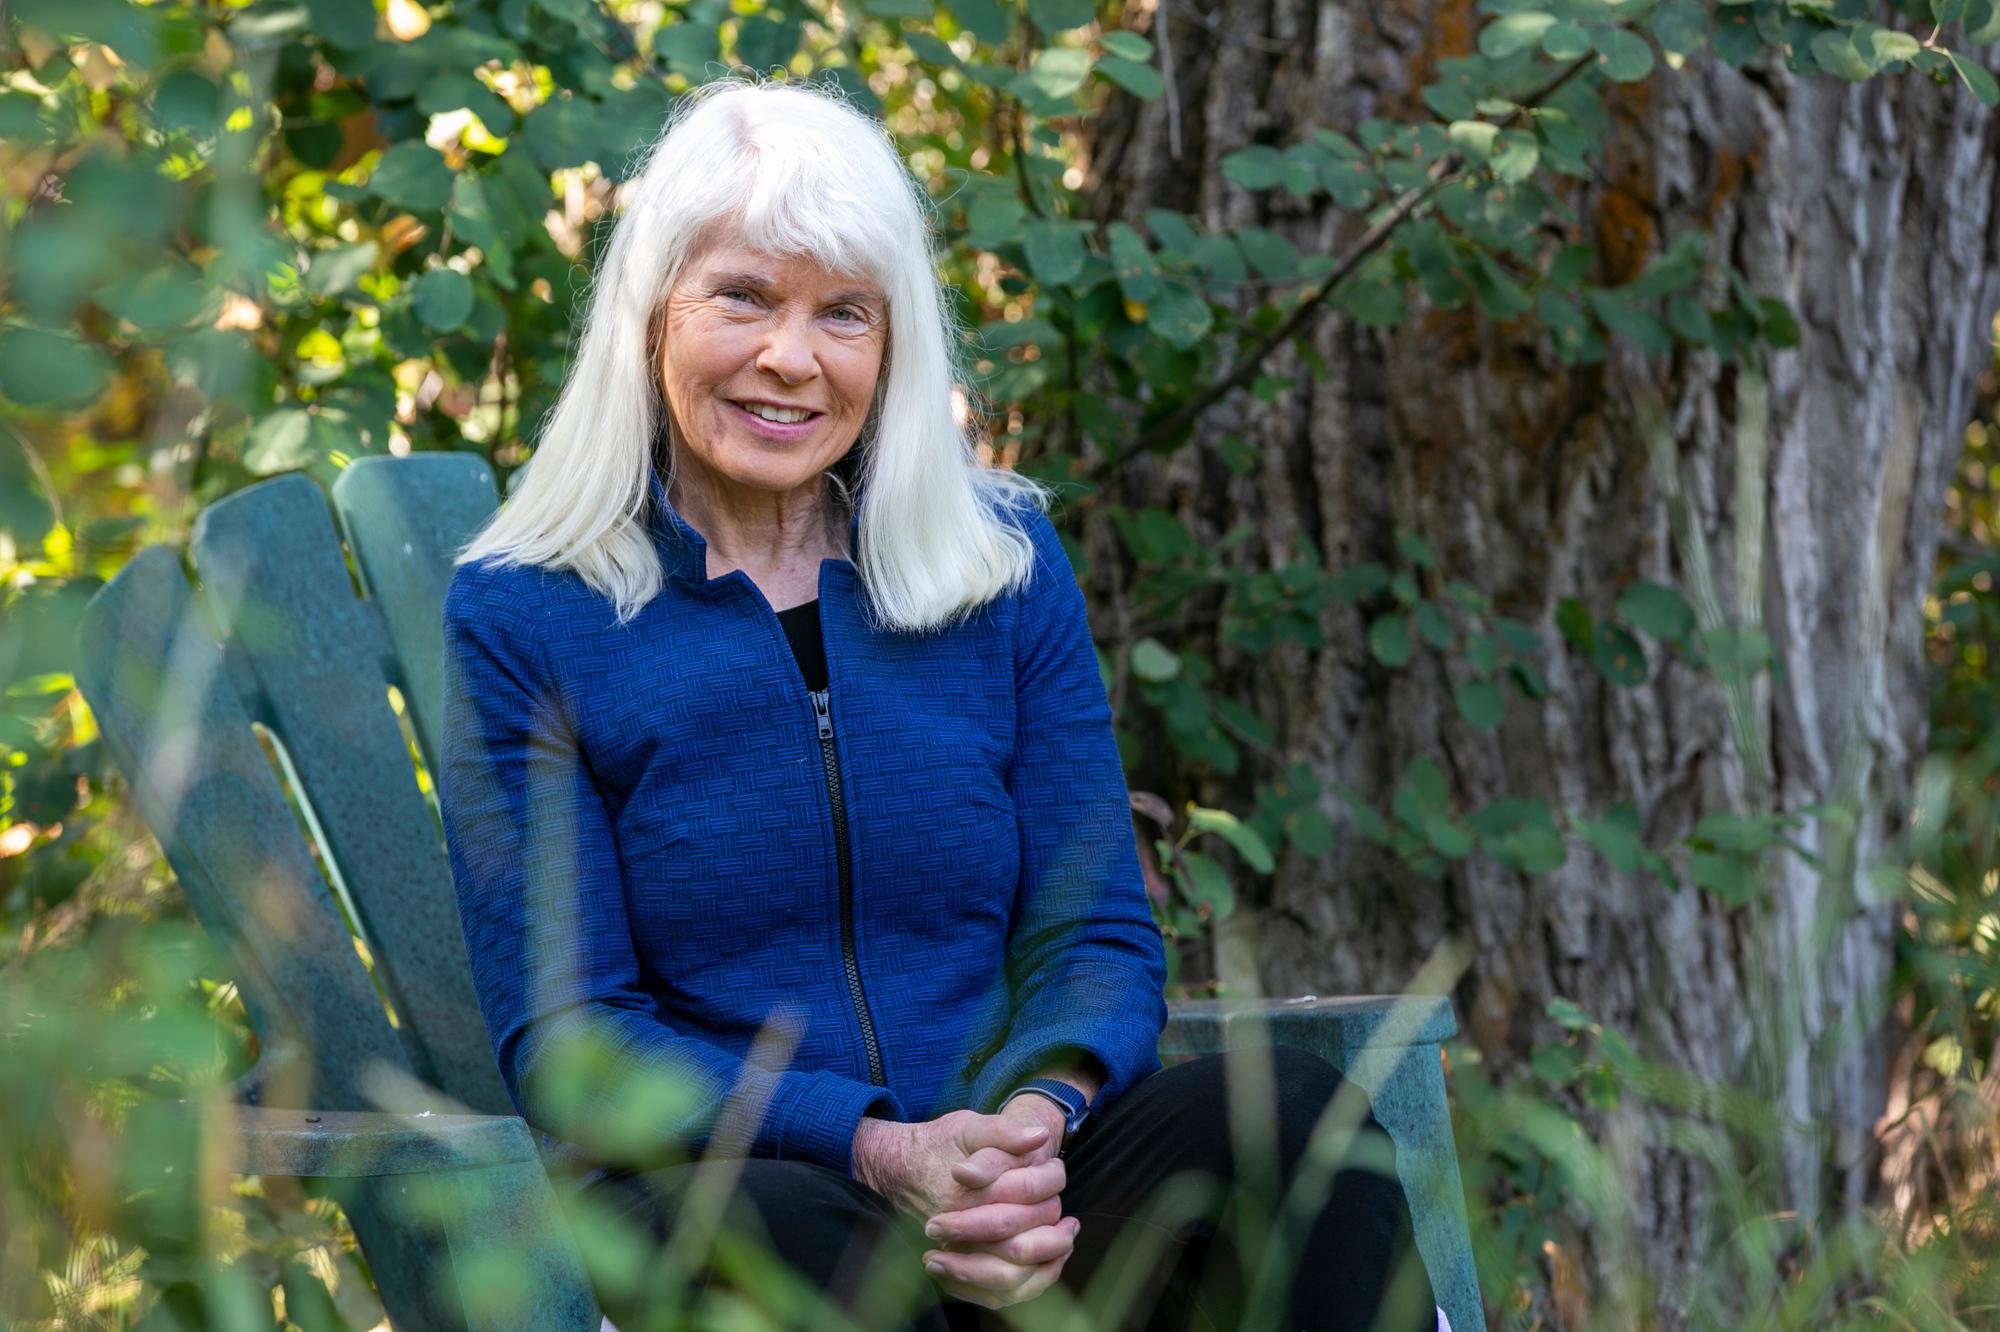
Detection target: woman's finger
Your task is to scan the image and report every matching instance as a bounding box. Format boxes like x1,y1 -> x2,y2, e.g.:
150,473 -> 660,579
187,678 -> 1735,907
924,1198 -> 1061,1244
926,1244 -> 1073,1310
949,1145 -> 1026,1190
966,1158 -> 1065,1208
970,1218 -> 1080,1268
924,1225 -> 1073,1293
956,1113 -> 1052,1157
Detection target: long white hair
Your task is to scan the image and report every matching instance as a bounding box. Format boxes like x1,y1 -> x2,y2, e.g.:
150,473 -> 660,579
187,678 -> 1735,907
457,75 -> 1049,632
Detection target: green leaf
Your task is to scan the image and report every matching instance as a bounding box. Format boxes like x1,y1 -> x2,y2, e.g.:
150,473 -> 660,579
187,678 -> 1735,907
1456,679 -> 1504,731
1689,851 -> 1753,906
523,96 -> 612,172
1946,50 -> 2000,106
1649,0 -> 1708,57
1174,850 -> 1236,917
1213,695 -> 1273,748
1531,1043 -> 1582,1084
966,193 -> 1028,249
1414,601 -> 1453,649
1591,624 -> 1648,686
1108,222 -> 1161,302
1397,530 -> 1437,568
1099,30 -> 1153,60
1021,220 -> 1086,285
241,408 -> 314,474
1096,53 -> 1165,98
944,0 -> 1012,43
1368,612 -> 1412,667
1491,131 -> 1540,184
1188,806 -> 1276,873
1221,145 -> 1286,190
1494,824 -> 1567,874
302,0 -> 376,45
413,269 -> 475,332
1547,997 -> 1592,1031
1423,812 -> 1475,859
1615,580 -> 1694,641
1146,285 -> 1213,350
1027,46 -> 1093,98
368,142 -> 454,212
1588,289 -> 1671,356
304,242 -> 380,299
1580,806 -> 1645,873
1555,597 -> 1594,649
1865,28 -> 1921,66
1809,29 -> 1874,81
1130,637 -> 1181,681
1479,11 -> 1556,58
152,71 -> 220,132
1541,18 -> 1590,58
0,326 -> 113,409
1970,0 -> 2000,42
1233,226 -> 1298,279
1447,120 -> 1499,159
1593,27 -> 1655,82
96,264 -> 209,333
1144,209 -> 1199,253
1336,784 -> 1393,845
1283,807 -> 1336,856
1027,0 -> 1095,32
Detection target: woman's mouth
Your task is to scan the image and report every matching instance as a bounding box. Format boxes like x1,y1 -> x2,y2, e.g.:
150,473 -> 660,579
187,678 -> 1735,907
728,399 -> 824,441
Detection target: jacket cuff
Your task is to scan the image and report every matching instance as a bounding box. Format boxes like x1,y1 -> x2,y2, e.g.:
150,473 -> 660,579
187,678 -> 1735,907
969,1011 -> 1164,1117
765,1071 -> 905,1174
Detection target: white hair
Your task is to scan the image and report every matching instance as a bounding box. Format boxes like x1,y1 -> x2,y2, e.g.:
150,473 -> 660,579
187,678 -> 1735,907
458,74 -> 1049,632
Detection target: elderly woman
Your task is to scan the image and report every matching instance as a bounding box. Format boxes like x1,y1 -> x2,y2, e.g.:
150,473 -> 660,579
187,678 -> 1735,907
438,78 -> 1440,1332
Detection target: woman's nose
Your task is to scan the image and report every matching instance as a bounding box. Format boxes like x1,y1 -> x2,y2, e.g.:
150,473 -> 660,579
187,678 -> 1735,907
755,309 -> 820,383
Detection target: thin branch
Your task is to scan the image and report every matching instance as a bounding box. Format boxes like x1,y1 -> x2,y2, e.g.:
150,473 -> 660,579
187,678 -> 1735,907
1087,54 -> 1593,475
1009,105 -> 1047,219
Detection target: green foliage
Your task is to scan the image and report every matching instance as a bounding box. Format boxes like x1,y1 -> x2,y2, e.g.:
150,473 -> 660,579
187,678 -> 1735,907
0,0 -> 1995,1321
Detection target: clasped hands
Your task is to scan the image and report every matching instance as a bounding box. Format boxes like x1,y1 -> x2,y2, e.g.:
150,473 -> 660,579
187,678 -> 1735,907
851,1096 -> 1077,1310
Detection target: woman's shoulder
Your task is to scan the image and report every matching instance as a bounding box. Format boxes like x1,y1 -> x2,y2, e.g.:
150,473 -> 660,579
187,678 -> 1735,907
444,555 -> 608,646
986,490 -> 1076,601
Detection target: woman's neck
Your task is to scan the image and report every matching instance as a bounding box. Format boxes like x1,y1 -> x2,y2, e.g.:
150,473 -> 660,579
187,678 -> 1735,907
666,455 -> 848,598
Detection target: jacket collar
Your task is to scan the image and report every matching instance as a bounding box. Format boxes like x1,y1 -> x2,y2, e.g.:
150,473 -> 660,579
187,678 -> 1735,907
645,471 -> 862,588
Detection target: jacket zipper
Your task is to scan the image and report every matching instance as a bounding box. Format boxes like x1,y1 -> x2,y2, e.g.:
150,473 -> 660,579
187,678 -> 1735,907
810,688 -> 887,1087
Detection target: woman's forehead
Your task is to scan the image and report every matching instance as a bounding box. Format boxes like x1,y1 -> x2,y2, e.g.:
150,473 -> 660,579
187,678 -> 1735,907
682,236 -> 882,299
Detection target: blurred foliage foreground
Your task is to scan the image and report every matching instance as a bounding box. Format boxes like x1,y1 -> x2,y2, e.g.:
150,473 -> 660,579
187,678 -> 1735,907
1,0 -> 1998,1323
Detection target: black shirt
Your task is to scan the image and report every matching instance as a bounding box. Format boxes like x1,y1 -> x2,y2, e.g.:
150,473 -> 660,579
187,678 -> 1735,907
776,598 -> 829,692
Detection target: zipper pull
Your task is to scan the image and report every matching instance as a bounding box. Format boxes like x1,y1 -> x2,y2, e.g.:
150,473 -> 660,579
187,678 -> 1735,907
810,689 -> 834,741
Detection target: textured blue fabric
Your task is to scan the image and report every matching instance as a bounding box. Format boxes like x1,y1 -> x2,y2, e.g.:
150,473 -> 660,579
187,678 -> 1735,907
437,480 -> 1168,1176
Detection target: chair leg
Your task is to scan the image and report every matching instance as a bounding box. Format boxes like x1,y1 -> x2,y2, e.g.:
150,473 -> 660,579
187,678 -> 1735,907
1340,1043 -> 1484,1332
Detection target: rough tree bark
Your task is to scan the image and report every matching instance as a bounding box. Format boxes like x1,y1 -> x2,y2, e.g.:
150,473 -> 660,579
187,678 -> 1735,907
1073,0 -> 2000,1321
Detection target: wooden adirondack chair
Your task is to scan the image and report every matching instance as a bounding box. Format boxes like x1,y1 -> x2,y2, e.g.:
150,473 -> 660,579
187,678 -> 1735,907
75,455 -> 1484,1332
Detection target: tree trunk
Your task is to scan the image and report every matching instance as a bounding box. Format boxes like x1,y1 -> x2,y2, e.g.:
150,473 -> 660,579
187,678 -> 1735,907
1076,0 -> 2000,1321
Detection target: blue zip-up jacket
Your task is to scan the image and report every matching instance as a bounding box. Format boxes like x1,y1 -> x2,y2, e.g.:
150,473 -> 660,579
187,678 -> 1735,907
438,481 -> 1168,1175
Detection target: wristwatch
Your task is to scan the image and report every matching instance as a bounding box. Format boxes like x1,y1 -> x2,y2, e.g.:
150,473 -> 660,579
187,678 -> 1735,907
1002,1078 -> 1092,1153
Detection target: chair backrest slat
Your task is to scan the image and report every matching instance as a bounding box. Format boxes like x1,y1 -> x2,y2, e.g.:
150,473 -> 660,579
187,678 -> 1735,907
330,454 -> 500,773
190,475 -> 509,1114
76,548 -> 411,1109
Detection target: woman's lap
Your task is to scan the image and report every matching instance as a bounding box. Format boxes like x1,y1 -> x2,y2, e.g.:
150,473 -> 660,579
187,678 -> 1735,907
577,1048 -> 1435,1332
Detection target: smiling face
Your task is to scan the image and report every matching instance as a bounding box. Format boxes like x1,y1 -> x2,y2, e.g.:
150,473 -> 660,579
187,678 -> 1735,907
656,237 -> 889,504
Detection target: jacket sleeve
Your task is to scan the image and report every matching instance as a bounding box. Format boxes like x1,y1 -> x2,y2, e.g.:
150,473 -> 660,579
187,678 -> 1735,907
438,563 -> 903,1173
967,508 -> 1169,1115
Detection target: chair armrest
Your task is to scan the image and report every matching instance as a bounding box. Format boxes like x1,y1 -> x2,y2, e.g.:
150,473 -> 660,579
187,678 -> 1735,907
228,1105 -> 541,1178
1162,993 -> 1458,1062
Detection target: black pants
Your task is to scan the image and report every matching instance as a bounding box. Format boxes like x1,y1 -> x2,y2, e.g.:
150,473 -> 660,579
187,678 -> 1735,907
573,1046 -> 1437,1332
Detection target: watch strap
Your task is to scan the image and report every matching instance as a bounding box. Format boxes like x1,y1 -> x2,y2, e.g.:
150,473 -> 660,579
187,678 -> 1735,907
1002,1078 -> 1091,1137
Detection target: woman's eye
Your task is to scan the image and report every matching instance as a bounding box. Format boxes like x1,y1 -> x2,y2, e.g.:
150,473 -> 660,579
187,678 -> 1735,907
719,288 -> 755,303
